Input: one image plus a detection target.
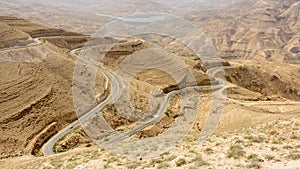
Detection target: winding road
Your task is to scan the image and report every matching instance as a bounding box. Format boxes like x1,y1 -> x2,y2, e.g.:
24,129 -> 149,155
102,70 -> 228,145
42,48 -> 120,155
43,44 -> 231,151
1,35 -> 230,155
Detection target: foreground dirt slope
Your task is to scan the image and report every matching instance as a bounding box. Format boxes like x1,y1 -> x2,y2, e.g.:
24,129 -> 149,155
1,114 -> 299,169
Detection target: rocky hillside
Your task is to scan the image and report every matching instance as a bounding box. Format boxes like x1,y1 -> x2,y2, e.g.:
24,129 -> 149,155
186,0 -> 300,64
0,17 -> 105,158
0,0 -> 299,166
0,15 -> 87,50
0,21 -> 31,49
0,16 -> 82,38
225,60 -> 300,101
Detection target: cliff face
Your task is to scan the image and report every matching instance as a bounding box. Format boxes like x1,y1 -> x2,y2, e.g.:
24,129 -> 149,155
186,0 -> 300,64
0,22 -> 32,49
0,16 -> 82,38
225,61 -> 300,101
0,15 -> 86,49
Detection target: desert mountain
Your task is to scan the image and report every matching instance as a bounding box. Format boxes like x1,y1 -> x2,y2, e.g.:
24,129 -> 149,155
186,0 -> 300,64
0,22 -> 31,49
0,0 -> 299,168
0,16 -> 104,158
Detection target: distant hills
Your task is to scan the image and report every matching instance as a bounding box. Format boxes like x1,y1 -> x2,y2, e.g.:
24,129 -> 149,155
186,0 -> 300,63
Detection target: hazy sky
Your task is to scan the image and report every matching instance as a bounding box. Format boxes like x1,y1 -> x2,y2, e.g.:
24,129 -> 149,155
0,0 -> 238,13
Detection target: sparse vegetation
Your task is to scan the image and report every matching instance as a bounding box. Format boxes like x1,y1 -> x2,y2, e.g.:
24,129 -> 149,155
227,145 -> 246,159
269,130 -> 278,135
150,158 -> 163,165
157,162 -> 170,169
165,155 -> 176,161
244,135 -> 266,143
283,145 -> 293,149
264,155 -> 275,161
204,148 -> 214,154
290,135 -> 299,140
246,162 -> 261,169
126,162 -> 141,169
107,156 -> 120,164
192,156 -> 209,166
50,159 -> 63,168
235,139 -> 244,144
286,151 -> 300,160
164,108 -> 171,117
271,146 -> 279,151
247,154 -> 264,163
175,158 -> 187,167
272,139 -> 283,145
5,116 -> 300,169
247,154 -> 259,161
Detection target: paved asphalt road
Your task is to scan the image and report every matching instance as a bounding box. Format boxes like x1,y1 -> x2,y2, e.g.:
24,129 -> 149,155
42,48 -> 120,155
0,20 -> 231,155
41,42 -> 232,155
102,67 -> 230,145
